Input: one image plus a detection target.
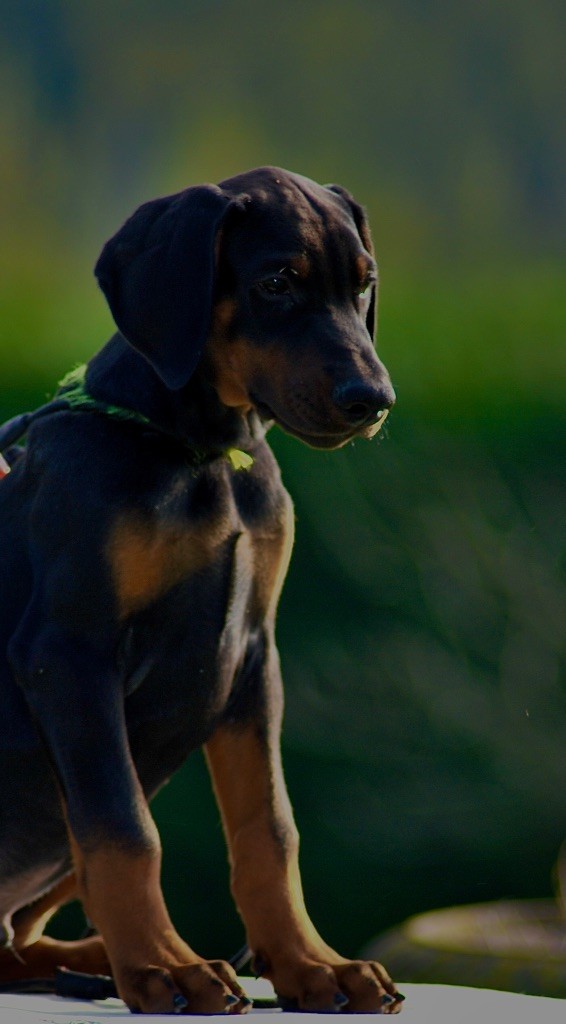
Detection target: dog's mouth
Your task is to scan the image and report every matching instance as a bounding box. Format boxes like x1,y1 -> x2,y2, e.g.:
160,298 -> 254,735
252,398 -> 389,450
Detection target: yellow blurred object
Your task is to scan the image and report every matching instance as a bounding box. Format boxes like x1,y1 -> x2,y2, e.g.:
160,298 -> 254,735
366,898 -> 566,998
225,447 -> 254,471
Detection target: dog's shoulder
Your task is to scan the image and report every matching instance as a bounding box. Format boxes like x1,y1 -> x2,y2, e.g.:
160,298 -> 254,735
230,438 -> 292,532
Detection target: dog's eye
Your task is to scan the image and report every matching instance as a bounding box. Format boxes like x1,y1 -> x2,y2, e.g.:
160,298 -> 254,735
258,275 -> 291,297
356,281 -> 373,301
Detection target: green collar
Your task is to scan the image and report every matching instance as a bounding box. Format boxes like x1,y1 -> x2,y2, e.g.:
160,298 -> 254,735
57,364 -> 254,471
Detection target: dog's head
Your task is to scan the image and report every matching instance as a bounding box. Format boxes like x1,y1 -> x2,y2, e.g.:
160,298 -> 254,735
95,166 -> 395,450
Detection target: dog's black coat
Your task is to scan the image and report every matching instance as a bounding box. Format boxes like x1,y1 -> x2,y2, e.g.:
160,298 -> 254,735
0,167 -> 397,1012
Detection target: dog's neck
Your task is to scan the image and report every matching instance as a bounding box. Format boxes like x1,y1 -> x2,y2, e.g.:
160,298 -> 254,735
86,334 -> 268,457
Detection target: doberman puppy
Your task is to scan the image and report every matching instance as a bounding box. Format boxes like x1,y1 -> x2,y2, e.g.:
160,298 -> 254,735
0,167 -> 400,1014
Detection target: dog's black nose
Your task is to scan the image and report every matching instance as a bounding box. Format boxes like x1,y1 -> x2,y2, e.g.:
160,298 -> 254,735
332,380 -> 396,426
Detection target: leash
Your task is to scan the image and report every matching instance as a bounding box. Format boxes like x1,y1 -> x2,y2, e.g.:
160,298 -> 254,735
0,364 -> 253,478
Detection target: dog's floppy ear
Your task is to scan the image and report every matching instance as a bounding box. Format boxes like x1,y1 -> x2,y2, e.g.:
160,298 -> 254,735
325,184 -> 377,342
95,185 -> 237,390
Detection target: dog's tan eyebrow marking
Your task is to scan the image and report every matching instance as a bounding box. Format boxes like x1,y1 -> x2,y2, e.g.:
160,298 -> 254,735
288,253 -> 311,279
355,253 -> 377,286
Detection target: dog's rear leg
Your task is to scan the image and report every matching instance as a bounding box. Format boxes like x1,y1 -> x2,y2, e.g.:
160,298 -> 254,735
11,872 -> 77,949
0,935 -> 110,983
1,873 -> 110,982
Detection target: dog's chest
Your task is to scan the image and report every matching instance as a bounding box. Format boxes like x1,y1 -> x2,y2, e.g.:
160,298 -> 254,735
120,533 -> 255,780
109,466 -> 287,756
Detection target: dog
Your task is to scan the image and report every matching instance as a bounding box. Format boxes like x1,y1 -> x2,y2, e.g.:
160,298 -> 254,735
0,167 -> 401,1014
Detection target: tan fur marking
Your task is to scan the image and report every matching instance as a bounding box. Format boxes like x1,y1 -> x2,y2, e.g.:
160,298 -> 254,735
107,515 -> 227,619
205,722 -> 322,959
355,253 -> 373,286
252,491 -> 295,620
67,830 -> 197,987
207,298 -> 254,410
207,324 -> 293,414
289,253 -> 310,279
212,296 -> 237,334
210,337 -> 255,410
0,934 -> 110,982
11,872 -> 77,948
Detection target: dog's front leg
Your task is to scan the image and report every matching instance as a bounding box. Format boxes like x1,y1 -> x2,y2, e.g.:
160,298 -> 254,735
9,611 -> 249,1015
205,646 -> 402,1014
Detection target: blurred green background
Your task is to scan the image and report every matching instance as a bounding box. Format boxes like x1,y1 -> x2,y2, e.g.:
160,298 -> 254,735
1,0 -> 565,966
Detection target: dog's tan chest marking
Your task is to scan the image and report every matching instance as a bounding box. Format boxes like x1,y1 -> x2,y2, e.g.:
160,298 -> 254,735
250,491 -> 295,621
107,514 -> 230,619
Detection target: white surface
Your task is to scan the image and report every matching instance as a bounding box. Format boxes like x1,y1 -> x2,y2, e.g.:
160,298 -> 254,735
0,983 -> 564,1023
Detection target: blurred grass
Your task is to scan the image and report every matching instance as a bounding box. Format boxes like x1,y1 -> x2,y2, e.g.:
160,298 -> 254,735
270,406 -> 565,954
382,264 -> 566,416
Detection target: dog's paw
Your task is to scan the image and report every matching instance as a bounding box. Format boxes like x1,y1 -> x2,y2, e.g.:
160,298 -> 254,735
257,951 -> 404,1014
333,959 -> 404,1014
117,959 -> 252,1015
